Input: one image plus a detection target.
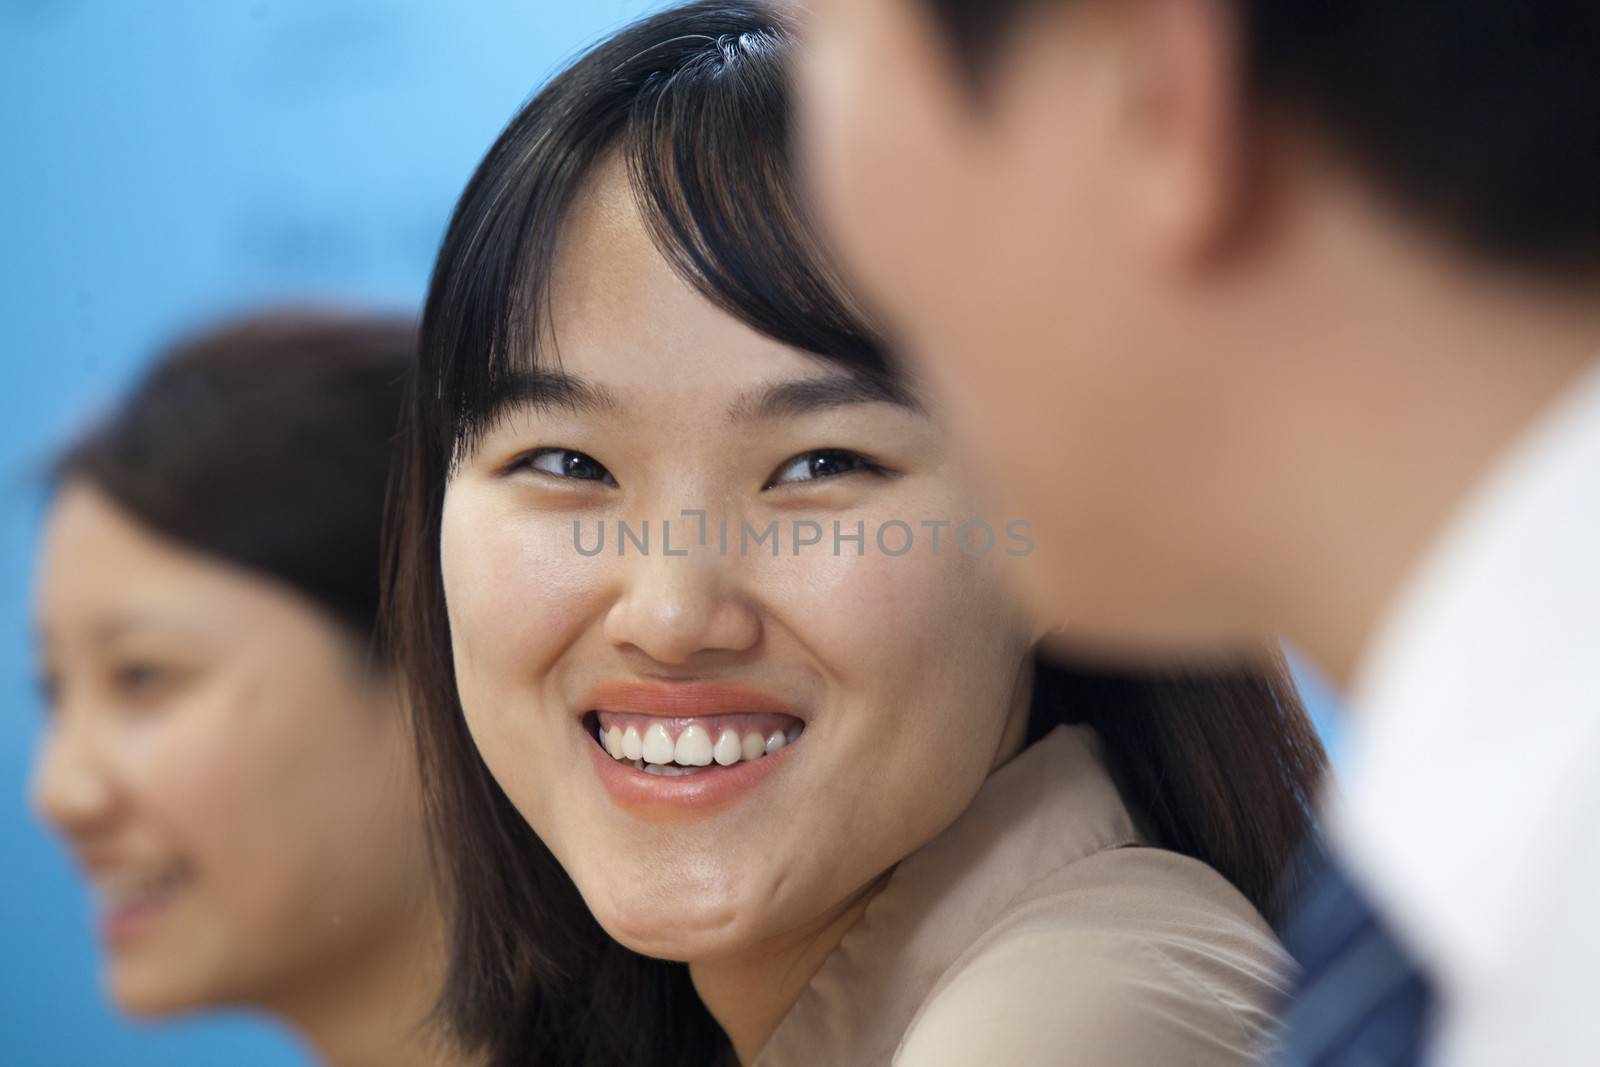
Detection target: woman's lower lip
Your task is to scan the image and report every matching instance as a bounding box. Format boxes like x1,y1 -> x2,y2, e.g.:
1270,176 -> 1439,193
100,893 -> 177,948
586,728 -> 794,818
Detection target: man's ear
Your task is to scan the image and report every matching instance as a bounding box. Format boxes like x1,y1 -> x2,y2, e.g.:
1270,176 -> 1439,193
1116,0 -> 1249,265
994,0 -> 1247,268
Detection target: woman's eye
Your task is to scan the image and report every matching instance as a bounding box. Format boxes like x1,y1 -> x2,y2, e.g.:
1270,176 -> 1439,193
109,662 -> 180,706
518,448 -> 617,486
110,659 -> 169,700
765,449 -> 882,489
35,672 -> 61,715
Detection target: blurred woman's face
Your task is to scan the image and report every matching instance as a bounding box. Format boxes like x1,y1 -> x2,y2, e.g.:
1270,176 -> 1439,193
439,160 -> 1038,963
31,484 -> 429,1016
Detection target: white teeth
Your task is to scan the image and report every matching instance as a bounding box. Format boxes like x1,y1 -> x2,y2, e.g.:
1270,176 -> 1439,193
95,868 -> 187,906
742,731 -> 766,761
713,729 -> 742,766
675,725 -> 714,767
641,723 -> 676,765
601,718 -> 804,770
643,762 -> 697,777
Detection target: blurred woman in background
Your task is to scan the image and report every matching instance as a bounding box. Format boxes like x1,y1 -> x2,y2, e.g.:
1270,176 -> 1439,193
30,312 -> 472,1067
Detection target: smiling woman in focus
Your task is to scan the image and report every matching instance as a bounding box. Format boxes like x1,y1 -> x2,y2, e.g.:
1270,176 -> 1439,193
387,4 -> 1328,1066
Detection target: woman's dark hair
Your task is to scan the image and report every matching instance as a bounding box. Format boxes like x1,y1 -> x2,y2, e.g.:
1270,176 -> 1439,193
926,0 -> 1600,274
56,309 -> 414,643
385,3 -> 1326,1066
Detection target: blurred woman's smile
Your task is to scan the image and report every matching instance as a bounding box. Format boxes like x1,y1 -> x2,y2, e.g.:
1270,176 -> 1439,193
83,854 -> 195,948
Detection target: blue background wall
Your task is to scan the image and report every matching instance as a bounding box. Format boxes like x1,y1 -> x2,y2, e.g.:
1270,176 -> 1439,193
0,3 -> 1342,1064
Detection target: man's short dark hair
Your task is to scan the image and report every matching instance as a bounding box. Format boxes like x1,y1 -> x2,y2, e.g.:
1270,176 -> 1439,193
926,0 -> 1600,274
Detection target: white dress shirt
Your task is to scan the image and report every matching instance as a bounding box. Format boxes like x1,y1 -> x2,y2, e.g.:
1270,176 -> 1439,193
1331,359 -> 1600,1066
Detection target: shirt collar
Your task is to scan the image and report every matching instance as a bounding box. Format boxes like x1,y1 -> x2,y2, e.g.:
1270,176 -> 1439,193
1332,358 -> 1600,990
754,725 -> 1140,1066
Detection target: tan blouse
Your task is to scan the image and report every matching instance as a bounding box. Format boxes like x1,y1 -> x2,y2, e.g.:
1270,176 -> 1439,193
752,725 -> 1291,1067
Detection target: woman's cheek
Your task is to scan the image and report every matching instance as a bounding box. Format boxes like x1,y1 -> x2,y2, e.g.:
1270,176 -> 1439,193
118,697 -> 241,842
442,500 -> 605,811
442,497 -> 596,671
773,537 -> 987,671
107,692 -> 280,943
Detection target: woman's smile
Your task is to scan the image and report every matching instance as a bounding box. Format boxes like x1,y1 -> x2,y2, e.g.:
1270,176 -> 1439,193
579,680 -> 808,817
82,854 -> 195,948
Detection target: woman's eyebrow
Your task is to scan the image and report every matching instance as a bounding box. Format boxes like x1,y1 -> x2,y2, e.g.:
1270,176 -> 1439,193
88,613 -> 202,646
484,369 -> 919,426
484,369 -> 625,423
727,374 -> 921,422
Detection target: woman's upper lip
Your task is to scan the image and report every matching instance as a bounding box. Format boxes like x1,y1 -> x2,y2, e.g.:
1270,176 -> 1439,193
582,680 -> 805,720
74,847 -> 159,879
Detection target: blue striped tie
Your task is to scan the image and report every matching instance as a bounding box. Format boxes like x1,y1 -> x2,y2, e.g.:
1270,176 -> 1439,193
1273,846 -> 1436,1066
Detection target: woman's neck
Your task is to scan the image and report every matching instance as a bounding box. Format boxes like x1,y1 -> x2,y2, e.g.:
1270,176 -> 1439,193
690,665 -> 1036,1065
270,901 -> 476,1067
690,876 -> 888,1066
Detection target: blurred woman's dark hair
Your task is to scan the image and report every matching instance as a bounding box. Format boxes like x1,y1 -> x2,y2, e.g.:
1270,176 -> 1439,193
55,309 -> 414,644
384,3 -> 1328,1065
926,0 -> 1600,274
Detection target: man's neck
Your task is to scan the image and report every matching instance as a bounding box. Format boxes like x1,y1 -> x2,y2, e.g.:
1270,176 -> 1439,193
1236,193 -> 1600,684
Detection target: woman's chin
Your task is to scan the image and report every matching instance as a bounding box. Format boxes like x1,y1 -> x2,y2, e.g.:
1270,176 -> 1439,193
106,965 -> 214,1019
593,900 -> 763,964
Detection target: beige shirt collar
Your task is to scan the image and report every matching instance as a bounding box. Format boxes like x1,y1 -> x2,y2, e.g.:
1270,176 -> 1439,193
753,724 -> 1141,1067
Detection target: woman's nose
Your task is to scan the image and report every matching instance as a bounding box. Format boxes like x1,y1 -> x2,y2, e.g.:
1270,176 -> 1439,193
602,549 -> 762,666
31,711 -> 120,840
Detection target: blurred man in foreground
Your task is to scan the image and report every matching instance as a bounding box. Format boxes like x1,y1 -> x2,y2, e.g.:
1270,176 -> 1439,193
797,1 -> 1600,1063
